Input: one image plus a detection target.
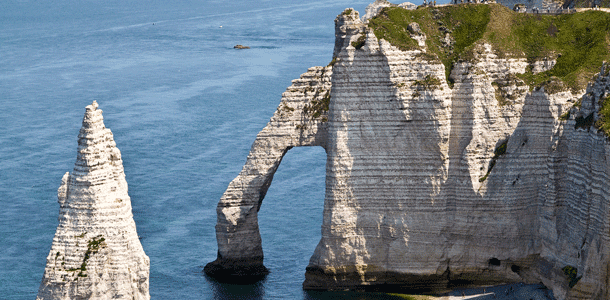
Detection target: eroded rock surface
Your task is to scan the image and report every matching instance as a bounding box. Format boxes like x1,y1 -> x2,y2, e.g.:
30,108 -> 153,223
209,6 -> 610,300
37,101 -> 149,300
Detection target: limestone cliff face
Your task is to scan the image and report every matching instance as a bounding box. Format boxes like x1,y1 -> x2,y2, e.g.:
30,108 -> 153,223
37,101 -> 150,300
208,6 -> 610,300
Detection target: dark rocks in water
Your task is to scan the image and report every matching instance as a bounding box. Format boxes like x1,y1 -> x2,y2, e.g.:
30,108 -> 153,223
204,257 -> 268,284
234,44 -> 250,49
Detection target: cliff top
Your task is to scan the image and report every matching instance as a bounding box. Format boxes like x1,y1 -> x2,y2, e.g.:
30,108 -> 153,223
368,3 -> 610,92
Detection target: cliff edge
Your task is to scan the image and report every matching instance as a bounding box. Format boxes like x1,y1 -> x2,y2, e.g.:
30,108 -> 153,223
37,101 -> 150,300
207,4 -> 610,299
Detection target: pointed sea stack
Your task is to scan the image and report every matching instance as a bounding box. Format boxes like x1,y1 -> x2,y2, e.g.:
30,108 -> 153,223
37,101 -> 150,300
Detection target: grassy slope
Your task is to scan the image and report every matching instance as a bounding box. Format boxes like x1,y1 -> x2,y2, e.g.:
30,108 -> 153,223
368,4 -> 610,92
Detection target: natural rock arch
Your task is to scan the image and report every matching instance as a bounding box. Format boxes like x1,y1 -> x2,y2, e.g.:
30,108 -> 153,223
204,66 -> 332,282
207,6 -> 610,299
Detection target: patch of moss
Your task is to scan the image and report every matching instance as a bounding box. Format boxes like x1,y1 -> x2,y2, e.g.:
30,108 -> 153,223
413,74 -> 442,90
562,265 -> 582,288
75,235 -> 106,278
595,95 -> 610,135
491,74 -> 526,106
491,82 -> 509,106
351,34 -> 366,50
559,110 -> 570,121
302,90 -> 330,121
541,77 -> 568,94
494,141 -> 507,156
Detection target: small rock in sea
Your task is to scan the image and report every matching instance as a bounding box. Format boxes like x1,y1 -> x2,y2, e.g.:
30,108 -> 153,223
234,44 -> 250,49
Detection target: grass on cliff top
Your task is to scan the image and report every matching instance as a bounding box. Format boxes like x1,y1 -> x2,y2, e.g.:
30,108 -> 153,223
369,4 -> 490,82
571,0 -> 610,8
368,4 -> 610,92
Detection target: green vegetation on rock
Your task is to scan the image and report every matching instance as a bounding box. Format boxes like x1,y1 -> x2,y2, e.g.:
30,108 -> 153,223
596,95 -> 610,135
562,265 -> 582,288
413,74 -> 442,90
74,235 -> 106,278
368,4 -> 610,92
303,90 -> 330,119
369,4 -> 491,81
351,34 -> 367,50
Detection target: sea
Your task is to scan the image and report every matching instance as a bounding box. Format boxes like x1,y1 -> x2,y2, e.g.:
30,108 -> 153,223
0,0 -> 477,299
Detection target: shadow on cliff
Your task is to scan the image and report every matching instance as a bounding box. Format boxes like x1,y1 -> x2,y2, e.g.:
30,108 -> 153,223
442,76 -> 557,283
305,31 -> 449,290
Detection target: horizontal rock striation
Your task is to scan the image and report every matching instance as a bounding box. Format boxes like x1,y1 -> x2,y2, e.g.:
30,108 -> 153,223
37,101 -> 149,300
209,5 -> 610,299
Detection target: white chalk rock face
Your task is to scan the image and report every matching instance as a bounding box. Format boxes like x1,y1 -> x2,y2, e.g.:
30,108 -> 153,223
209,6 -> 610,299
37,101 -> 150,300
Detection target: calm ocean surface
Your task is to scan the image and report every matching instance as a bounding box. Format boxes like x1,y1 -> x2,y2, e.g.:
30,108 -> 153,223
0,1 -> 447,299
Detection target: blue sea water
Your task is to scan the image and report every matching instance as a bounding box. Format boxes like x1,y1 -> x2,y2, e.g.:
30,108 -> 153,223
0,1 -> 454,299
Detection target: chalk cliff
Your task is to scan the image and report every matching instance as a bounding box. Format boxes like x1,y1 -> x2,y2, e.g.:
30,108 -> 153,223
207,4 -> 610,299
37,101 -> 150,300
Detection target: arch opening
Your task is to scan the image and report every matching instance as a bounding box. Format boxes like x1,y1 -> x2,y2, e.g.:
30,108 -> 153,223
258,146 -> 327,293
